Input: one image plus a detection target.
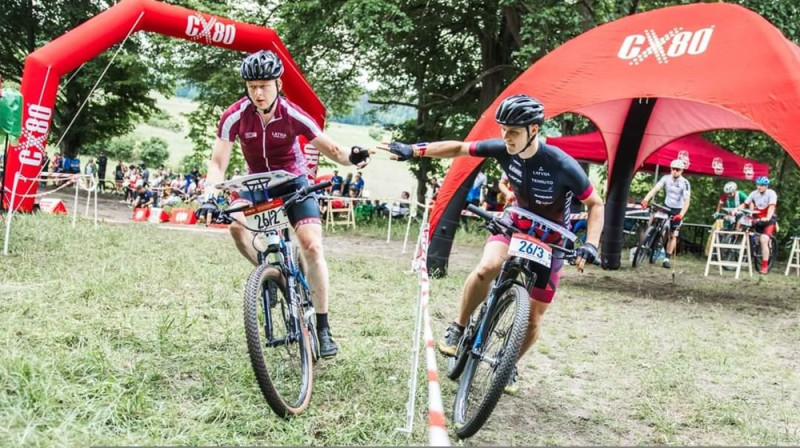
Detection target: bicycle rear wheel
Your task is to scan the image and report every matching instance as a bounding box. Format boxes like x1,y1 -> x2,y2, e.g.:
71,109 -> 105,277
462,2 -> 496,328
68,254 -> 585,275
720,233 -> 741,271
632,226 -> 654,268
752,234 -> 778,272
244,264 -> 313,417
452,284 -> 530,439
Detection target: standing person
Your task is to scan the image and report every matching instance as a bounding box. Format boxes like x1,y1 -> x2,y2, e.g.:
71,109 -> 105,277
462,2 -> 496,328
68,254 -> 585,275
330,169 -> 343,193
351,172 -> 365,197
640,159 -> 691,269
466,170 -> 487,207
379,94 -> 604,393
114,161 -> 125,194
428,177 -> 441,200
341,172 -> 353,197
738,176 -> 778,274
140,164 -> 150,186
84,158 -> 97,178
97,152 -> 108,192
198,49 -> 371,358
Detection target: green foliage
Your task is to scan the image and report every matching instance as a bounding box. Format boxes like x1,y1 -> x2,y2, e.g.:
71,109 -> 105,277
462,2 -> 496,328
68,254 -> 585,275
178,152 -> 208,175
0,0 -> 171,158
138,137 -> 170,168
147,110 -> 182,133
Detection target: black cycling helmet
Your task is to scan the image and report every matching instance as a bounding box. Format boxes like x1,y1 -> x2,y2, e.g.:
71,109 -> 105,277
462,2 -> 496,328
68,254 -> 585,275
494,94 -> 545,127
240,50 -> 284,81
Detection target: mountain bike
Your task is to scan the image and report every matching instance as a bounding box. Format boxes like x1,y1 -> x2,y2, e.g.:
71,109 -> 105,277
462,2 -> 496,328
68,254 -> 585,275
631,203 -> 673,268
730,208 -> 778,273
712,207 -> 747,271
445,204 -> 594,439
217,171 -> 330,417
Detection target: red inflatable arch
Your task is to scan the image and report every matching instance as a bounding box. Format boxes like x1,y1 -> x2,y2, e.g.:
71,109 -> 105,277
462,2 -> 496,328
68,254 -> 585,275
428,3 -> 800,274
3,0 -> 325,212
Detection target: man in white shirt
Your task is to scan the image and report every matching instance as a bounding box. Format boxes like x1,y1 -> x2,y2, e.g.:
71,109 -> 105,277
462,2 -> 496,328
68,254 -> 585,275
641,159 -> 691,268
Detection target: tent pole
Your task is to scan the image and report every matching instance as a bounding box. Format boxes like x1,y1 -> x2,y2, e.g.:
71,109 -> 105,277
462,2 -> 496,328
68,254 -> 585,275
654,164 -> 659,186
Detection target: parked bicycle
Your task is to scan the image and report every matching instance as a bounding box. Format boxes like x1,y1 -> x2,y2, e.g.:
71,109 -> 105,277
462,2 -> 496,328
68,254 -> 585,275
217,171 -> 330,417
445,204 -> 596,439
631,203 -> 674,268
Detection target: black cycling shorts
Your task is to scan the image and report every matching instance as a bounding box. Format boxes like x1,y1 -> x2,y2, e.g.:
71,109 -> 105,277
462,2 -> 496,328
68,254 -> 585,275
233,176 -> 321,228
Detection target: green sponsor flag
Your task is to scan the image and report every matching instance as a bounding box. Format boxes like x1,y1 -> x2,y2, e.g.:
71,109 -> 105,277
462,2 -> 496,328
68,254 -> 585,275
0,88 -> 23,141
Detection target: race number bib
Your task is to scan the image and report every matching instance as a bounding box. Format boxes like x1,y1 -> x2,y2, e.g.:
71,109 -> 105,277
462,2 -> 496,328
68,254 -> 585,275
508,233 -> 552,268
739,216 -> 752,227
654,211 -> 669,220
244,198 -> 289,232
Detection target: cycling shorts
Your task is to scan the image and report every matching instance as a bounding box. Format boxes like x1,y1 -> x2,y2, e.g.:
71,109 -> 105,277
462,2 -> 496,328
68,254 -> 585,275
488,231 -> 564,304
753,217 -> 777,237
667,207 -> 683,232
231,176 -> 321,229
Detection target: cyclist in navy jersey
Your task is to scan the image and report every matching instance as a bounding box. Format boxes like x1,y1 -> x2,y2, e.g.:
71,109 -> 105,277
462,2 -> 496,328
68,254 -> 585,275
201,50 -> 372,358
379,94 -> 604,393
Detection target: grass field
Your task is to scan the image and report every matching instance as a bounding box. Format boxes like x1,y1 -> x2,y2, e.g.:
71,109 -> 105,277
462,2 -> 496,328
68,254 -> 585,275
2,214 -> 799,446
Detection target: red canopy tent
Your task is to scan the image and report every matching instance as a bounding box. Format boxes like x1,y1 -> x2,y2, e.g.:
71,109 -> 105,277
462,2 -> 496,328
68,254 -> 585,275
428,3 -> 800,274
547,131 -> 770,180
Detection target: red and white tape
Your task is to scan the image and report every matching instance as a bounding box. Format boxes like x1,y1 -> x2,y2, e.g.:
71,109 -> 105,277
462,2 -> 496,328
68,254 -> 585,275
416,223 -> 450,446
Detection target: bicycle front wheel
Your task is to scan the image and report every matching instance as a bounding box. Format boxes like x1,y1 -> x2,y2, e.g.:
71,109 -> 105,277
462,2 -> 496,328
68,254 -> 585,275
452,284 -> 530,439
244,264 -> 313,417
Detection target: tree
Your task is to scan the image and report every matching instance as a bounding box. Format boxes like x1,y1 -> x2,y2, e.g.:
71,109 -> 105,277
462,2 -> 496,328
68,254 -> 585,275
138,137 -> 170,168
0,0 -> 172,158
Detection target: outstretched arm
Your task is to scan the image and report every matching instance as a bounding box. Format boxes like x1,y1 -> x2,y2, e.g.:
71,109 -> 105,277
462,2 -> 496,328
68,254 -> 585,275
311,134 -> 372,168
378,141 -> 472,160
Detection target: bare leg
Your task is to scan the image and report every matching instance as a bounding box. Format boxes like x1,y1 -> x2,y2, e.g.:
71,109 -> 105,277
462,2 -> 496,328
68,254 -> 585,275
295,223 -> 329,313
518,300 -> 550,359
229,212 -> 259,266
455,240 -> 508,326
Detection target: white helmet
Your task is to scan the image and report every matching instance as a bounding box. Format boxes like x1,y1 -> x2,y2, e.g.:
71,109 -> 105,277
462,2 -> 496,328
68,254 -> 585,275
723,181 -> 737,194
670,159 -> 685,170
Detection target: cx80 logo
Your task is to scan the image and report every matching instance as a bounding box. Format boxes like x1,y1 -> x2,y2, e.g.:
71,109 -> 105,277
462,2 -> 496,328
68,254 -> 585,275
618,26 -> 715,65
185,13 -> 236,45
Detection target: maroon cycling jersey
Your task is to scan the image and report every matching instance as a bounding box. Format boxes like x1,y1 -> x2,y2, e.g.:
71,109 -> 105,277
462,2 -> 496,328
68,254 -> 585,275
469,138 -> 593,225
217,96 -> 322,176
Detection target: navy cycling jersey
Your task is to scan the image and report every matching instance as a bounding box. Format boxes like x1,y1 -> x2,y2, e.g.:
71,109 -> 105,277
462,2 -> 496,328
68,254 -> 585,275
469,138 -> 593,225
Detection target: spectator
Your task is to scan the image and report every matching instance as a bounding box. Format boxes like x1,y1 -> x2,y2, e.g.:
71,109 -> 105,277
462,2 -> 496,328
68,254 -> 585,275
342,172 -> 353,196
429,177 -> 440,199
132,184 -> 154,209
351,172 -> 365,197
114,161 -> 125,193
331,169 -> 343,193
466,170 -> 487,206
40,152 -> 50,186
97,152 -> 108,192
390,191 -> 411,218
84,158 -> 97,178
140,164 -> 150,185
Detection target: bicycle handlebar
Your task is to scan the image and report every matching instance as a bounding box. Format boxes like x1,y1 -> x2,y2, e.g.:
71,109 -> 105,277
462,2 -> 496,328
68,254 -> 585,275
221,180 -> 333,218
465,204 -> 599,265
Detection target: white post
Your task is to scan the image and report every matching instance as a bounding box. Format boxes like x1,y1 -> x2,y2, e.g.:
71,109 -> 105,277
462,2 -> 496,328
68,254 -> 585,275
396,252 -> 425,435
3,173 -> 20,256
387,207 -> 394,243
653,164 -> 660,187
72,176 -> 79,229
402,201 -> 415,254
93,178 -> 98,228
410,202 -> 431,271
85,176 -> 92,217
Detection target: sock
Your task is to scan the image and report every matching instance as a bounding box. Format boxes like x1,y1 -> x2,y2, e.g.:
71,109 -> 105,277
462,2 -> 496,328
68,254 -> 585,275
453,321 -> 465,331
664,257 -> 670,262
762,260 -> 768,271
316,313 -> 329,331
